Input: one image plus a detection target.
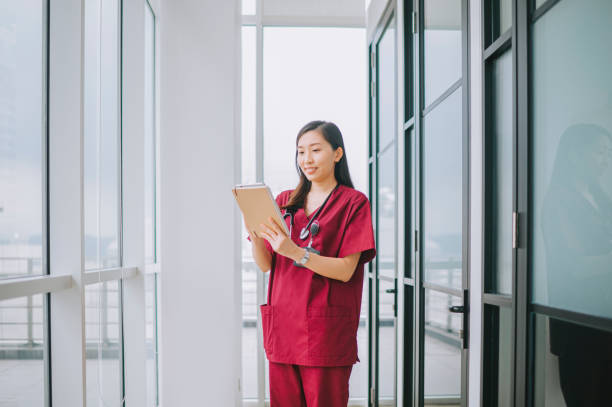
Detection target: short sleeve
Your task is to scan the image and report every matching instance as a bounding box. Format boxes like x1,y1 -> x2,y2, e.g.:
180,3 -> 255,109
337,195 -> 376,264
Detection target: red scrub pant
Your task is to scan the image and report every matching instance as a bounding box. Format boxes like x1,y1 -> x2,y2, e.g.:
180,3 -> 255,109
269,362 -> 353,407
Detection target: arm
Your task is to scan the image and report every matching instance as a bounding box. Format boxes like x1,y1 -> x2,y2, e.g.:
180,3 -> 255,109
250,232 -> 273,273
260,217 -> 361,282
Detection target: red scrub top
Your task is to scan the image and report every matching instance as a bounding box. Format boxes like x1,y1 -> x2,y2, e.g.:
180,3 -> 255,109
258,184 -> 376,367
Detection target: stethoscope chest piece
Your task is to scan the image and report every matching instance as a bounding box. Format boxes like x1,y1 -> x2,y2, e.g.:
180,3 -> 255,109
300,227 -> 310,240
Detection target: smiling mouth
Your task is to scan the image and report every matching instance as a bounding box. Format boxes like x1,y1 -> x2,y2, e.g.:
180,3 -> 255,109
304,167 -> 317,174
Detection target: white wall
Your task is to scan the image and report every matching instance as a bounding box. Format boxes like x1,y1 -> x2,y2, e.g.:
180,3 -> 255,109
159,0 -> 242,406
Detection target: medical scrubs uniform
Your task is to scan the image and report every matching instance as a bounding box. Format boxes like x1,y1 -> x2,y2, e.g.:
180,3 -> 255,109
256,185 -> 376,406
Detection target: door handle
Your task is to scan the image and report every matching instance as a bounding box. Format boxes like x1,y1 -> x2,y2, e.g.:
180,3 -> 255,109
385,288 -> 396,294
448,305 -> 465,313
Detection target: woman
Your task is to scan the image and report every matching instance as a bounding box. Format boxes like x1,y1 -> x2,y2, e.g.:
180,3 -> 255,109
541,123 -> 612,405
247,120 -> 376,406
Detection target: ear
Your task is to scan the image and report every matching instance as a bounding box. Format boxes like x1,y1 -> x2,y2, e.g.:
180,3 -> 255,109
334,147 -> 344,163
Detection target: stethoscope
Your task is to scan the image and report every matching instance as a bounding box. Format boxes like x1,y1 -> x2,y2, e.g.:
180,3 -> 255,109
283,184 -> 339,247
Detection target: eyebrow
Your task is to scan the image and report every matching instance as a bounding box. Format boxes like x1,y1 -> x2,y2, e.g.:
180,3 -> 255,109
297,143 -> 322,149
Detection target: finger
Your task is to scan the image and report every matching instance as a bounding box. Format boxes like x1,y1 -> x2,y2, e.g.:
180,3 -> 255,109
267,217 -> 286,236
260,223 -> 277,238
259,230 -> 272,242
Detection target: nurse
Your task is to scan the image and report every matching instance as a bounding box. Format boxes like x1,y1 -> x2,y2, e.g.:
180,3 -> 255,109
246,120 -> 376,406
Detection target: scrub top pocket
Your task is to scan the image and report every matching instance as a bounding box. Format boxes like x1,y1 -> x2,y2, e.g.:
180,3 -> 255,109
260,304 -> 274,355
307,305 -> 357,365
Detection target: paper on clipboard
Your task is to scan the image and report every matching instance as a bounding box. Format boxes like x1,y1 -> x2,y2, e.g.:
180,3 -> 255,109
232,183 -> 290,237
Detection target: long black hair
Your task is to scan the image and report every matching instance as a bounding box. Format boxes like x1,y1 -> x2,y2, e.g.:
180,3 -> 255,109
283,120 -> 354,211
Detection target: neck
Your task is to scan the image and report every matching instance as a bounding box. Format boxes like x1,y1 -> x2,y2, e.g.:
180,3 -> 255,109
310,176 -> 338,195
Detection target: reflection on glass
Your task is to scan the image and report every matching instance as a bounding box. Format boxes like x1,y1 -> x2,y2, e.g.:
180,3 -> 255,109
378,146 -> 396,278
378,278 -> 396,403
423,89 -> 462,289
84,0 -> 121,270
144,3 -> 156,265
85,280 -> 122,407
263,27 -> 367,196
424,0 -> 462,107
533,313 -> 612,406
145,274 -> 159,407
531,0 -> 612,319
424,289 -> 461,405
483,305 -> 512,406
0,1 -> 45,280
489,50 -> 512,295
0,294 -> 45,405
377,17 -> 396,150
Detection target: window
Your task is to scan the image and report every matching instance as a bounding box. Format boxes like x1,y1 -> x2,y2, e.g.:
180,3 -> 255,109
83,0 -> 122,271
0,0 -> 46,280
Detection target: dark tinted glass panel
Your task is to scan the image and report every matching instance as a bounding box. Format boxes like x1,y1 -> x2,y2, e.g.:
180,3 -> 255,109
423,88 -> 462,289
486,0 -> 512,45
423,289 -> 461,405
378,146 -> 396,278
406,127 -> 415,278
487,50 -> 512,295
0,1 -> 45,280
532,313 -> 612,406
377,17 -> 396,150
378,278 -> 396,403
531,0 -> 612,319
483,305 -> 512,406
423,0 -> 462,107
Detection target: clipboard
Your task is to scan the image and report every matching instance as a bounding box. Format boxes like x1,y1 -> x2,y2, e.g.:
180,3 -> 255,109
232,183 -> 290,237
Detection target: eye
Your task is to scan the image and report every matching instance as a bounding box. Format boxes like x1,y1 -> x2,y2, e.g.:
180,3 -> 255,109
313,149 -> 320,152
298,151 -> 304,155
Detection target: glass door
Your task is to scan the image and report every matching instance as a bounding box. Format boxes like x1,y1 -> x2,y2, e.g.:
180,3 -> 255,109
369,6 -> 398,407
415,0 -> 469,405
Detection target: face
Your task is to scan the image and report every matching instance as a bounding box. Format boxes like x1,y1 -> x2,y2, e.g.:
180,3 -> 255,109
297,130 -> 343,183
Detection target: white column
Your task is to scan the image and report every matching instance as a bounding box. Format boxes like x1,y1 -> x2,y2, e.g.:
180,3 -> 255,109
49,0 -> 87,406
160,0 -> 242,405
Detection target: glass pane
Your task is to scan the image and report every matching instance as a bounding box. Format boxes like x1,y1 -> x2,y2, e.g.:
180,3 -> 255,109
145,274 -> 159,407
423,289 -> 461,405
0,1 -> 45,280
241,25 -> 258,402
85,280 -> 122,407
349,277 -> 368,399
84,0 -> 121,270
533,313 -> 612,406
407,128 -> 415,278
144,3 -> 156,265
487,0 -> 512,45
242,26 -> 256,185
423,88 -> 462,289
423,0 -> 462,107
0,294 -> 45,405
263,27 -> 367,196
378,146 -> 396,278
377,17 -> 396,150
483,305 -> 512,407
378,278 -> 396,404
488,50 -> 512,295
242,0 -> 255,15
531,0 -> 612,319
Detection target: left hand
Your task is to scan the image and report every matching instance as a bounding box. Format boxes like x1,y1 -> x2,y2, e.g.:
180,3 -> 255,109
259,217 -> 301,260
